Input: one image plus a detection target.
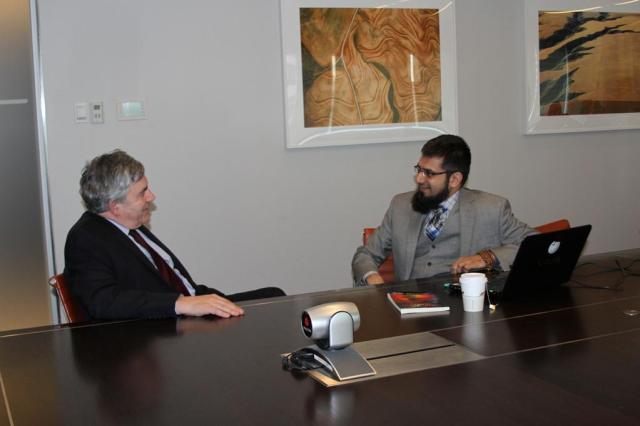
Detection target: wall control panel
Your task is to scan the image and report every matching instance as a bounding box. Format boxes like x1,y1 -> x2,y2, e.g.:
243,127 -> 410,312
74,102 -> 89,123
90,101 -> 104,123
75,99 -> 146,124
117,100 -> 146,120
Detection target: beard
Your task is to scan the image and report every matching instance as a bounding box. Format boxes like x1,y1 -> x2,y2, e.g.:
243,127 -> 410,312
411,184 -> 450,214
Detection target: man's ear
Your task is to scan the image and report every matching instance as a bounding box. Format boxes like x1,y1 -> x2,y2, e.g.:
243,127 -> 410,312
449,171 -> 464,191
107,199 -> 120,216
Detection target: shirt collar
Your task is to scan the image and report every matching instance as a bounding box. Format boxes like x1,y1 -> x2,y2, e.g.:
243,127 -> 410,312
105,217 -> 133,235
439,190 -> 459,212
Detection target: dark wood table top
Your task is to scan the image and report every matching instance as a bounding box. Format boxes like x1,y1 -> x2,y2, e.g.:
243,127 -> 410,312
1,250 -> 640,425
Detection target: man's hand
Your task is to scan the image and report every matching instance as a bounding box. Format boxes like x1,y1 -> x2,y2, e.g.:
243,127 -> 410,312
451,255 -> 486,274
175,294 -> 245,318
365,273 -> 385,285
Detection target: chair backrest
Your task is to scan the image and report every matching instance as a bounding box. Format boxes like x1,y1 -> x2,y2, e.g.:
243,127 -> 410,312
362,228 -> 395,282
362,218 -> 571,283
49,274 -> 88,323
535,219 -> 570,234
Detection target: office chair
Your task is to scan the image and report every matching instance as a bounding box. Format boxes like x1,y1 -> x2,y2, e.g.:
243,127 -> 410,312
49,273 -> 88,323
362,228 -> 396,282
362,218 -> 571,283
534,218 -> 570,234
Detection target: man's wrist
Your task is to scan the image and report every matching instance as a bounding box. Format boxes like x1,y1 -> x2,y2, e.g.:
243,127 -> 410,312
476,249 -> 497,270
174,294 -> 185,315
362,271 -> 378,282
363,271 -> 385,285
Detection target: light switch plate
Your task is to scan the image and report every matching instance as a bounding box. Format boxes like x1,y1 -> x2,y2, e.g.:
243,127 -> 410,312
74,102 -> 89,123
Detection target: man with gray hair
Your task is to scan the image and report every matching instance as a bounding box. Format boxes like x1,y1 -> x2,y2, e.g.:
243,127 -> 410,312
64,149 -> 284,320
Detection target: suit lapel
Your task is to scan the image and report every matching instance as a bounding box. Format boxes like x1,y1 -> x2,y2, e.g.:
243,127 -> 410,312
90,214 -> 165,279
458,188 -> 475,256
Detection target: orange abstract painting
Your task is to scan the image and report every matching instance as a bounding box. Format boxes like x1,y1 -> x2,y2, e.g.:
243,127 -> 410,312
300,8 -> 442,128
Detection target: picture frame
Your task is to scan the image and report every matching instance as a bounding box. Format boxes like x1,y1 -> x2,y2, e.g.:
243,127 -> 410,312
280,0 -> 458,148
524,0 -> 640,134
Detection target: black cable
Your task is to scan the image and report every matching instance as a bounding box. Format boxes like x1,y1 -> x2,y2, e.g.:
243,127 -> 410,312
618,258 -> 640,276
282,349 -> 324,372
568,257 -> 640,291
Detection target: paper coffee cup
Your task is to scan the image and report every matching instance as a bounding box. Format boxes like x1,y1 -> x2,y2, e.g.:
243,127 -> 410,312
459,272 -> 487,297
462,294 -> 484,312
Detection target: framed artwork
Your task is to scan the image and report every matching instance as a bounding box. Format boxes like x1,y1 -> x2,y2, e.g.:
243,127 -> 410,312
525,0 -> 640,134
280,0 -> 458,148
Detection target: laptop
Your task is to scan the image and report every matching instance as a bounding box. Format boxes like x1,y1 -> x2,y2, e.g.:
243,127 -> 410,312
486,224 -> 592,302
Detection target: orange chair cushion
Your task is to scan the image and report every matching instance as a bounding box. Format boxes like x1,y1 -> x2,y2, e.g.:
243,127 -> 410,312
362,228 -> 395,282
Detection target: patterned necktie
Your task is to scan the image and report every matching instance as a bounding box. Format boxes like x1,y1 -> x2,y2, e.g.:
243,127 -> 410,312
129,229 -> 190,296
424,206 -> 447,241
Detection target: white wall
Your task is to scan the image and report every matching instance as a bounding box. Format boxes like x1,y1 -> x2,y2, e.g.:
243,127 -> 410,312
38,0 -> 640,296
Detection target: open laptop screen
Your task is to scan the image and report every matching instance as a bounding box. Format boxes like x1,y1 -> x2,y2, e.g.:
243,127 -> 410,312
494,224 -> 592,300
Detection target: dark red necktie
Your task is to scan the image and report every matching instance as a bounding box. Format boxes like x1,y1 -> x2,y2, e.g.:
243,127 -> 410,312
129,229 -> 191,296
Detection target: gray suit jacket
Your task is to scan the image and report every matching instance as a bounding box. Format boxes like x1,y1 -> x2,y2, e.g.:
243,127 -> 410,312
352,188 -> 536,283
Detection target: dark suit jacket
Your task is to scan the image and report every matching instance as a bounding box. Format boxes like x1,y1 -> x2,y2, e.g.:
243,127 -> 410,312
64,211 -> 219,320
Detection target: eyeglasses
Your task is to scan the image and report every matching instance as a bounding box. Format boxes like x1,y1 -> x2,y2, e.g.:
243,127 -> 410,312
414,164 -> 451,178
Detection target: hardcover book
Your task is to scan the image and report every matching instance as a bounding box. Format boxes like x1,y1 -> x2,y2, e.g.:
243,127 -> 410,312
387,292 -> 450,315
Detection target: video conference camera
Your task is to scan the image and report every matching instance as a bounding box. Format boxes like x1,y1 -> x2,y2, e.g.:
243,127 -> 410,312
301,302 -> 360,350
285,302 -> 375,382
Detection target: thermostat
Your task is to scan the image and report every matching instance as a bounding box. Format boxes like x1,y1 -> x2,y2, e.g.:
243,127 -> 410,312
117,100 -> 146,120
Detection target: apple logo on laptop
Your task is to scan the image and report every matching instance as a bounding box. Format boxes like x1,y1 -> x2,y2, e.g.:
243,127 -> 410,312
548,241 -> 561,254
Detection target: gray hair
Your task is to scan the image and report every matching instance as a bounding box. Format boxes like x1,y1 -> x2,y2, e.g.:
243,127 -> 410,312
80,150 -> 145,213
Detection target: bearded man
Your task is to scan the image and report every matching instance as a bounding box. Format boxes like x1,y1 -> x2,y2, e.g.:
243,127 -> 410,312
351,134 -> 536,285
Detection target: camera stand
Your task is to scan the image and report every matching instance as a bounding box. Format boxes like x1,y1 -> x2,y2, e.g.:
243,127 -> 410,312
304,344 -> 375,381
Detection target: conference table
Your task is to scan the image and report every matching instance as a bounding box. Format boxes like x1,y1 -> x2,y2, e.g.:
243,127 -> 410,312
1,249 -> 640,425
